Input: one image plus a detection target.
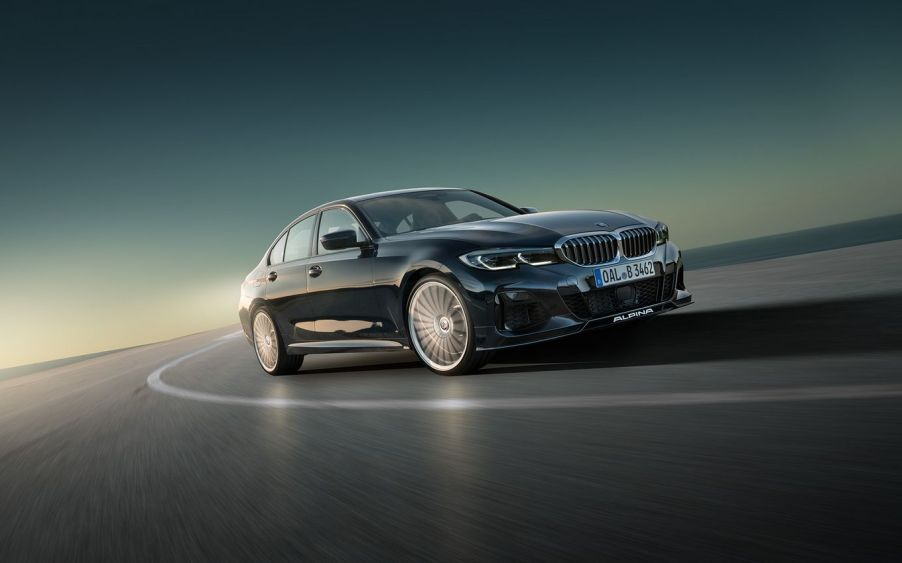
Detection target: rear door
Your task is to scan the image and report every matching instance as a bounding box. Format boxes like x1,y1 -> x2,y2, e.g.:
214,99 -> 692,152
264,215 -> 318,344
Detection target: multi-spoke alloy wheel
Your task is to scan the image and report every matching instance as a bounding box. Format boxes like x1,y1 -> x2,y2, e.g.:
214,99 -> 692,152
253,311 -> 279,371
252,308 -> 304,375
407,275 -> 489,375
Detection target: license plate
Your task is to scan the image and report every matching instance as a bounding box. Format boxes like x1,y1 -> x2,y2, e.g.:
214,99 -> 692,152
594,260 -> 655,287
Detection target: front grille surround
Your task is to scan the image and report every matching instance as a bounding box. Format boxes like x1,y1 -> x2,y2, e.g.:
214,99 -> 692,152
556,226 -> 657,266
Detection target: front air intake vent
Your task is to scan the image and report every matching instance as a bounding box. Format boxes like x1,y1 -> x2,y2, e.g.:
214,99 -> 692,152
560,276 -> 663,319
557,234 -> 618,266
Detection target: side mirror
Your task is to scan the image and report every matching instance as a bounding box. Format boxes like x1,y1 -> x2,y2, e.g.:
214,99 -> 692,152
521,206 -> 539,214
320,230 -> 363,251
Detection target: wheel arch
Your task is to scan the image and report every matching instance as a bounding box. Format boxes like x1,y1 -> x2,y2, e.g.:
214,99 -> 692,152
245,298 -> 271,342
398,265 -> 459,336
400,267 -> 441,313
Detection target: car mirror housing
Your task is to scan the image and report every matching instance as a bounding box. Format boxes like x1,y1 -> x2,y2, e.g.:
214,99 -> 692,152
520,206 -> 539,214
320,230 -> 363,251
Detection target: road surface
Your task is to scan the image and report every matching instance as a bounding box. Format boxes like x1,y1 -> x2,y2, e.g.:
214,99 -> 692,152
2,240 -> 902,561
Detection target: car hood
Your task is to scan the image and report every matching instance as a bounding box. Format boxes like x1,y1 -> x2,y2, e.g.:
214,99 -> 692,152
493,210 -> 647,235
384,210 -> 649,247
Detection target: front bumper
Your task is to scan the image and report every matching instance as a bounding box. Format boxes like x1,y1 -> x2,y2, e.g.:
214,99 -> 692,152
455,241 -> 693,351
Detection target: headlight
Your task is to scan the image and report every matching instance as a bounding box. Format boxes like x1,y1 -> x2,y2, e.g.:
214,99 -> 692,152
655,222 -> 669,244
459,248 -> 560,270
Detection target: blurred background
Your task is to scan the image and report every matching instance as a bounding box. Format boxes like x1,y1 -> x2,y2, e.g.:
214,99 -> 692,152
2,0 -> 901,369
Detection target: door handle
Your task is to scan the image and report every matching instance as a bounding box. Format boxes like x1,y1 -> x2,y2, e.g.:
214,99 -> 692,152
267,271 -> 278,282
308,264 -> 323,278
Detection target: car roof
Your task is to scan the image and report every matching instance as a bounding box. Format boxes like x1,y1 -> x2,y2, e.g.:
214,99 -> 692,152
286,187 -> 468,231
344,186 -> 465,203
304,187 -> 466,215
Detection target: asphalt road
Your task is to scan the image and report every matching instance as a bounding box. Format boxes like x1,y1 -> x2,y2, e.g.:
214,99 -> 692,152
2,241 -> 902,561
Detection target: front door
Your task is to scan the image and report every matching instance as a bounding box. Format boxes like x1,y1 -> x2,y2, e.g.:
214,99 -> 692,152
307,207 -> 388,341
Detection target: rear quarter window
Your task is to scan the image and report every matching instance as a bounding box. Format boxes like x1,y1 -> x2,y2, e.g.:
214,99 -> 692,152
269,234 -> 287,265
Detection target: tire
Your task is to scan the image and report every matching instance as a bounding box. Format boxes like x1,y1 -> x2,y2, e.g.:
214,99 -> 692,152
251,308 -> 304,376
407,274 -> 491,375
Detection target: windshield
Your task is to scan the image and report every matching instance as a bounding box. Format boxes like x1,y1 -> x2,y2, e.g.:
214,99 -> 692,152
356,190 -> 521,237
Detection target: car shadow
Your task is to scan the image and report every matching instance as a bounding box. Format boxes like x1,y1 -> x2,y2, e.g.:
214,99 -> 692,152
482,293 -> 902,375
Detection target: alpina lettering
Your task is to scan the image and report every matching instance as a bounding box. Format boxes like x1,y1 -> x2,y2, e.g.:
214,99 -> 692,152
613,308 -> 654,323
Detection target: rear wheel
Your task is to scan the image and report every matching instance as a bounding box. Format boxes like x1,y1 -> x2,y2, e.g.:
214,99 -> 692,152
252,308 -> 304,375
407,275 -> 491,375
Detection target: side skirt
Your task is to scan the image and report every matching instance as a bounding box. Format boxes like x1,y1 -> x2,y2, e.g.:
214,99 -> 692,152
287,340 -> 409,355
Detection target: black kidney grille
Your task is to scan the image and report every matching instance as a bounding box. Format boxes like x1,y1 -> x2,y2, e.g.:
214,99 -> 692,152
619,227 -> 656,258
559,227 -> 656,265
558,234 -> 618,266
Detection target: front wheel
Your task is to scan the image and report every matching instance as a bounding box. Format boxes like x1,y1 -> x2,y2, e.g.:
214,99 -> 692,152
407,275 -> 491,375
252,308 -> 304,376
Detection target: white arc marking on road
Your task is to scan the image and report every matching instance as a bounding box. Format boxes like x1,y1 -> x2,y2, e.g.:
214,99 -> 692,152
147,338 -> 902,410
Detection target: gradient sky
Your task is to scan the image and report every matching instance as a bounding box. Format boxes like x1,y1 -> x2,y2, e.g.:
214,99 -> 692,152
2,0 -> 902,368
